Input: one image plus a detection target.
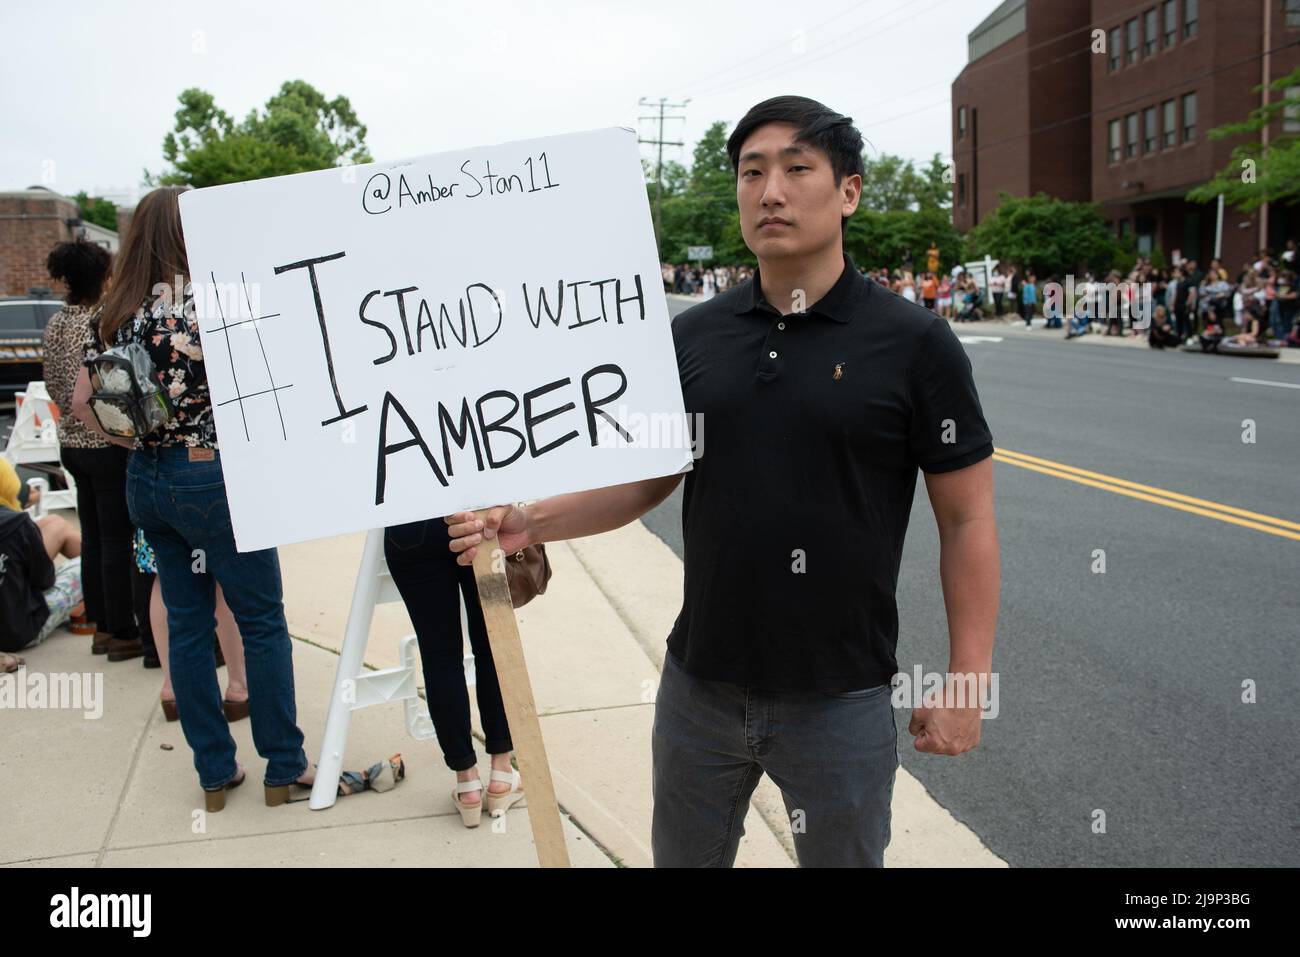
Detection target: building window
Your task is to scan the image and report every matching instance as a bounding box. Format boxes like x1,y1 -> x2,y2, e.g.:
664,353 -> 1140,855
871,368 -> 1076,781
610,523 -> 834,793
1184,0 -> 1198,38
1284,86 -> 1300,133
1136,216 -> 1157,254
1162,99 -> 1177,147
1287,0 -> 1300,28
1144,106 -> 1158,151
1109,27 -> 1122,70
1109,119 -> 1123,163
1163,0 -> 1178,47
957,173 -> 967,206
1126,113 -> 1139,157
958,106 -> 967,138
1144,8 -> 1159,55
1119,219 -> 1132,240
1182,91 -> 1197,141
1126,19 -> 1140,63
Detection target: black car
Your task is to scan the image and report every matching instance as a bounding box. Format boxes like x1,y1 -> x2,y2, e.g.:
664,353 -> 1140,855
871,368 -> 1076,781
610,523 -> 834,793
0,298 -> 63,400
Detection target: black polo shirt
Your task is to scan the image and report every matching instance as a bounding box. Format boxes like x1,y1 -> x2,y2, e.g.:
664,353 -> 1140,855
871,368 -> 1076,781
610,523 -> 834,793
666,253 -> 993,692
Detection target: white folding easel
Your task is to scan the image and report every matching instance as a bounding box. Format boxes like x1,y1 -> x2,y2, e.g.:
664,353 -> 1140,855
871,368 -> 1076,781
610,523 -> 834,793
310,527 -> 475,810
3,381 -> 78,512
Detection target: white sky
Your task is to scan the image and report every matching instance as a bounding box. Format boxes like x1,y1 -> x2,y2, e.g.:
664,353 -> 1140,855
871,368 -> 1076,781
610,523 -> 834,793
1,0 -> 991,203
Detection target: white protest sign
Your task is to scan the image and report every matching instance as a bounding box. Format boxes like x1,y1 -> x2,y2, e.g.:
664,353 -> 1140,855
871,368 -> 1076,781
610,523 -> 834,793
179,127 -> 692,552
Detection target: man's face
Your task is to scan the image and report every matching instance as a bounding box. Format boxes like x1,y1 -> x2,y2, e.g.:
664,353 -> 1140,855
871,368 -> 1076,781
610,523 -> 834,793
735,122 -> 860,262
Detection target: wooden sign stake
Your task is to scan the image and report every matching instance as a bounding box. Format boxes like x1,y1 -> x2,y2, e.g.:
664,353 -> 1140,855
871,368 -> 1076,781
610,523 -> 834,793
470,509 -> 571,868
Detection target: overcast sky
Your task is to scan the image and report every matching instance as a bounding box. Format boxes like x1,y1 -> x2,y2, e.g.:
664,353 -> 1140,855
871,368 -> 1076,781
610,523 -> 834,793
1,0 -> 991,204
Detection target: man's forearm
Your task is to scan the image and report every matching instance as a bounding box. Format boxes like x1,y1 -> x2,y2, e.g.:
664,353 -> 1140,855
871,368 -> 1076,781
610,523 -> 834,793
528,473 -> 682,545
937,515 -> 999,674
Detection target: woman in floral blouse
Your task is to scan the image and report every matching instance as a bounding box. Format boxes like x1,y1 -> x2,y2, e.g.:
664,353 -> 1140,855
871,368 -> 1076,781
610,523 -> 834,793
72,186 -> 313,811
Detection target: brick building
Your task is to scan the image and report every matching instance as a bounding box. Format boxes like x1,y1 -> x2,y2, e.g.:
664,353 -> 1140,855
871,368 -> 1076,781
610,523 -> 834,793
952,0 -> 1300,270
951,0 -> 1094,232
0,187 -> 120,298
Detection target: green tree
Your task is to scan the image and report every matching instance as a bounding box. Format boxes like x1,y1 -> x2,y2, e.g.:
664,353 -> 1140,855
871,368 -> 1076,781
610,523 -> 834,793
688,121 -> 733,196
965,193 -> 1128,277
1188,67 -> 1300,210
72,191 -> 118,231
916,153 -> 953,212
656,121 -> 738,262
845,206 -> 961,272
148,80 -> 372,187
859,153 -> 924,213
857,152 -> 952,214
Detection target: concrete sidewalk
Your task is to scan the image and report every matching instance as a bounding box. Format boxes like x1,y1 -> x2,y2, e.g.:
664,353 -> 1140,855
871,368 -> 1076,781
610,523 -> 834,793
2,514 -> 1005,868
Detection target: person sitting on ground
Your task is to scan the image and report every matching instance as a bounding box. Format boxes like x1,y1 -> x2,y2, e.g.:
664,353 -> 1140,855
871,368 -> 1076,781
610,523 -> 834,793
1195,318 -> 1226,353
1147,305 -> 1181,349
1066,275 -> 1094,339
1225,307 -> 1267,347
956,278 -> 984,321
0,459 -> 84,656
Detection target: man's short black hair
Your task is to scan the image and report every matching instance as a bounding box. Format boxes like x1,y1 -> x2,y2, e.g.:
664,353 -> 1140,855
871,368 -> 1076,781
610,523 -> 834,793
726,95 -> 865,184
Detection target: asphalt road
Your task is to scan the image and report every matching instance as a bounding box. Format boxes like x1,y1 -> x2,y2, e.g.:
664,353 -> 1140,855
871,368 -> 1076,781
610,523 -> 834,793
646,297 -> 1299,867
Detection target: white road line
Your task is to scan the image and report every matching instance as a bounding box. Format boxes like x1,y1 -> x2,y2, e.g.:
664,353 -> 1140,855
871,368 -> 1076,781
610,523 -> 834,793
1229,376 -> 1300,390
958,336 -> 1004,344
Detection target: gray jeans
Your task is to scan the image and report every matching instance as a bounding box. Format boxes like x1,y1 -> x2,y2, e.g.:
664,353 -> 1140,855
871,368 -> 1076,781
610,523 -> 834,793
651,650 -> 899,867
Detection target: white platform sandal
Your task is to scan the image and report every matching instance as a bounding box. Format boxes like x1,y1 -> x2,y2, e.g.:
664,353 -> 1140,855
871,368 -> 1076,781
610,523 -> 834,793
486,767 -> 527,817
453,776 -> 484,828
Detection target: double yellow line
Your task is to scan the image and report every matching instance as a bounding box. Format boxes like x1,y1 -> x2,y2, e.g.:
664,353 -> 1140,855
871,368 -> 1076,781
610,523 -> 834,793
991,448 -> 1300,543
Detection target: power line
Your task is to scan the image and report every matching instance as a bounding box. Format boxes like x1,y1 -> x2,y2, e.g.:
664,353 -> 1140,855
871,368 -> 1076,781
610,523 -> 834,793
688,0 -> 954,101
638,97 -> 690,243
669,0 -> 882,97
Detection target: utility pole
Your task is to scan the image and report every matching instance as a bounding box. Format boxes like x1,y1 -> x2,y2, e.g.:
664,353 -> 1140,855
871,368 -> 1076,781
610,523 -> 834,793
1260,0 -> 1272,253
638,96 -> 689,247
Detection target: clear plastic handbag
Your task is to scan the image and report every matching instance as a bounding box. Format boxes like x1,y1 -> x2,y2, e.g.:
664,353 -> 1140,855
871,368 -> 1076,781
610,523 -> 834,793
84,343 -> 175,438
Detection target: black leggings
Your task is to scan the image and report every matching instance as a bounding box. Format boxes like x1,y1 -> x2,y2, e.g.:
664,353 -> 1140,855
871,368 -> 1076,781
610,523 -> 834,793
384,519 -> 513,771
61,445 -> 137,640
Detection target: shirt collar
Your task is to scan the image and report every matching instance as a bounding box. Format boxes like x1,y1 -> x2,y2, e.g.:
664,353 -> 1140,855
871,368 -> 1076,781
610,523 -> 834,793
734,252 -> 866,323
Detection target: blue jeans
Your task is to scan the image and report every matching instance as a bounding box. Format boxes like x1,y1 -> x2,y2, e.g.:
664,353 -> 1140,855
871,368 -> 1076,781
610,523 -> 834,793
1269,300 -> 1287,340
651,650 -> 898,867
126,447 -> 307,790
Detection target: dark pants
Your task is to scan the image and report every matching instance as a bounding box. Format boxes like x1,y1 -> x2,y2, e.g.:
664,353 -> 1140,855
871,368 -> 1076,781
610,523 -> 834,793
651,651 -> 898,867
1149,325 -> 1181,349
1022,301 -> 1035,325
383,519 -> 513,771
133,566 -> 156,657
61,445 -> 137,641
993,292 -> 1004,316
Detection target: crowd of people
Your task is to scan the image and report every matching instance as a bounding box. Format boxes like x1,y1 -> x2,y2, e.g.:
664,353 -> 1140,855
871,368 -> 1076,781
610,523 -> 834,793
665,239 -> 1300,353
661,262 -> 753,299
1,187 -> 526,826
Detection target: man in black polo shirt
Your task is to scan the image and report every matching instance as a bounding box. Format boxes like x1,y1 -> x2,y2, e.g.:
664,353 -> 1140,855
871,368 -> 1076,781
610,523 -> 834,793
447,96 -> 999,867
